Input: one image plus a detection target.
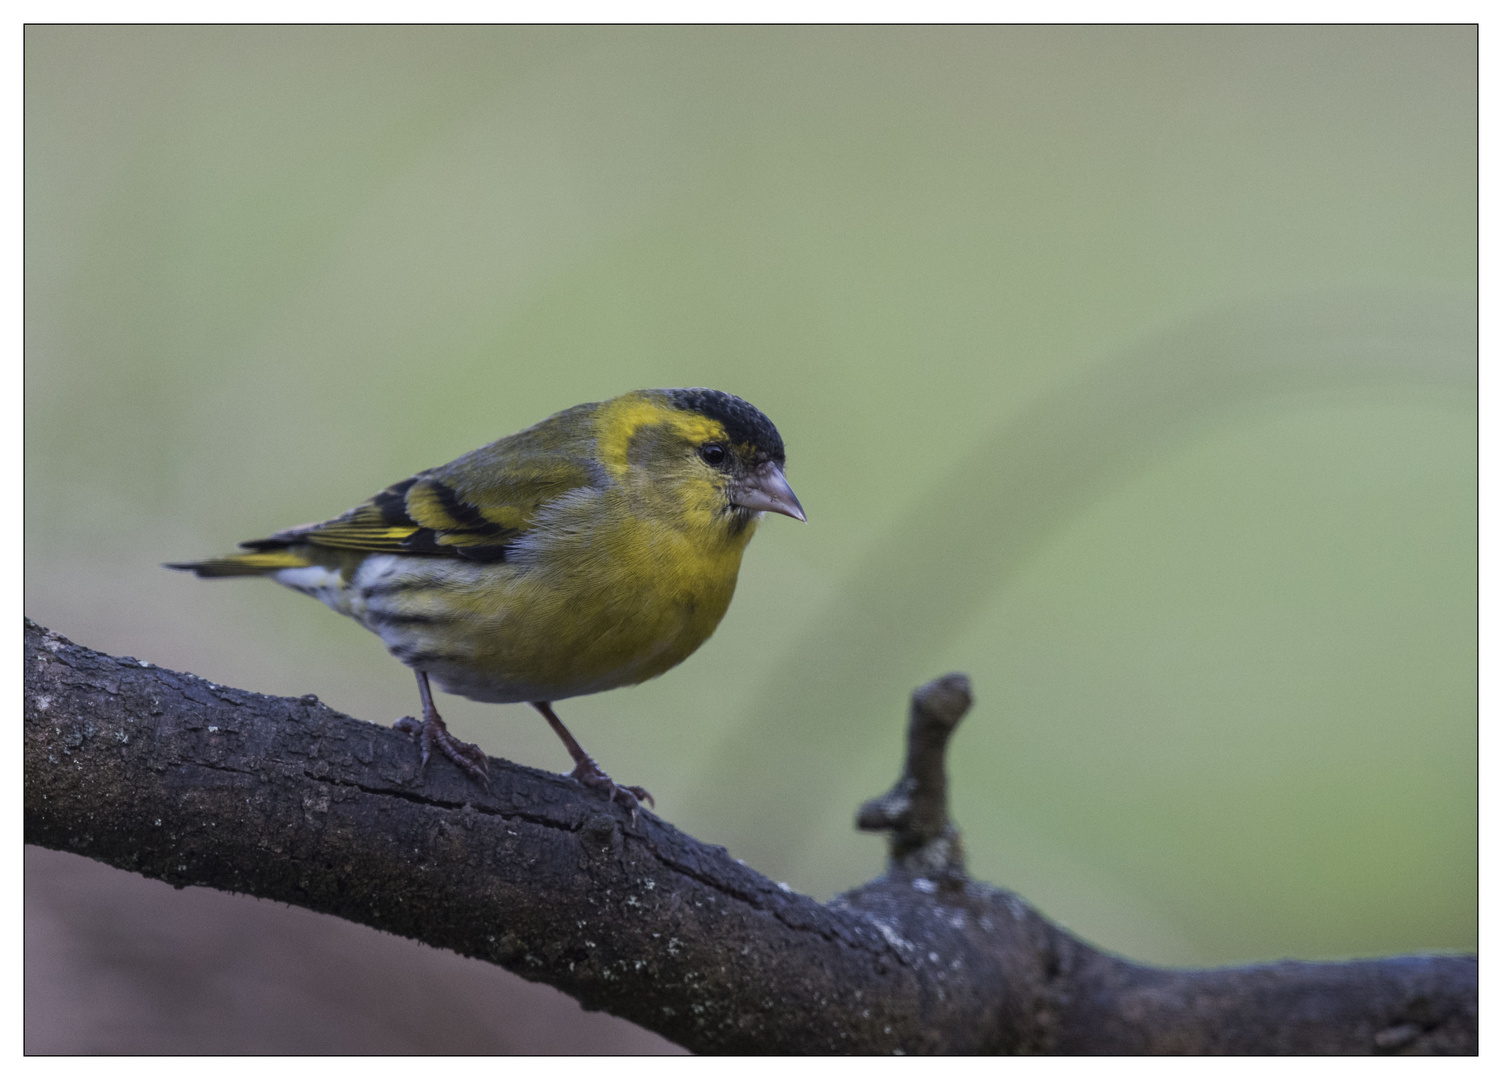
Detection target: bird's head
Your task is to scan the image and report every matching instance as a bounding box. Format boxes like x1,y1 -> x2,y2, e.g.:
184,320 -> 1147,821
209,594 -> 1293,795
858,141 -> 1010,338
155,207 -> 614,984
597,388 -> 805,537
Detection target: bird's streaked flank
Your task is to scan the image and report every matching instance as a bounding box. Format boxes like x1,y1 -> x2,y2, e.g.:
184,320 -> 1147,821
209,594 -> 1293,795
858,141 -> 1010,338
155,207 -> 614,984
169,388 -> 804,811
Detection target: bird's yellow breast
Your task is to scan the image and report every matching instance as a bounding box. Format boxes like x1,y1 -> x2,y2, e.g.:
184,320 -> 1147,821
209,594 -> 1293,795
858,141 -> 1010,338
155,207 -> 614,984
491,487 -> 755,697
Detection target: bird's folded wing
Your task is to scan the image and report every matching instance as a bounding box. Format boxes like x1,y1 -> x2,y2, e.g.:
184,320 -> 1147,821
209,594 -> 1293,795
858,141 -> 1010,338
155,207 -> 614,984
243,452 -> 595,562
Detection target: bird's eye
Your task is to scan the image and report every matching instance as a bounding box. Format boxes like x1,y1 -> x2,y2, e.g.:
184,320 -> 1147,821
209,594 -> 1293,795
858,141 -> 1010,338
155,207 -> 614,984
699,443 -> 727,467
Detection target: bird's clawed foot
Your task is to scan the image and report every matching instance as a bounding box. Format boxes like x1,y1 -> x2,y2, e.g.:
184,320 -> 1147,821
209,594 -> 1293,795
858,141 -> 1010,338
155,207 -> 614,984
569,756 -> 654,818
394,713 -> 490,788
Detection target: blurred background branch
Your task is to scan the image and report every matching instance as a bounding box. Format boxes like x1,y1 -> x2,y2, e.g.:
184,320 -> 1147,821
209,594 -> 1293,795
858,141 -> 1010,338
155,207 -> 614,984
697,291 -> 1477,870
24,622 -> 1478,1054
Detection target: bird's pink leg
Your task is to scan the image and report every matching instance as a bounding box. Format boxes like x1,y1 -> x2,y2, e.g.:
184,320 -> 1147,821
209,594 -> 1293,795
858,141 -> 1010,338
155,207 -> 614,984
531,700 -> 653,815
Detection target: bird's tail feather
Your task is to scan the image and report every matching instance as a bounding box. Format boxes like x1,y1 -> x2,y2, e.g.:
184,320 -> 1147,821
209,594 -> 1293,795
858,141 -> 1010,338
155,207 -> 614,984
164,550 -> 313,578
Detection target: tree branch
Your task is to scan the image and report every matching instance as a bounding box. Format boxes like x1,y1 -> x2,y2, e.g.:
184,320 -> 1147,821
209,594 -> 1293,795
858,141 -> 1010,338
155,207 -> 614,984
23,619 -> 1475,1054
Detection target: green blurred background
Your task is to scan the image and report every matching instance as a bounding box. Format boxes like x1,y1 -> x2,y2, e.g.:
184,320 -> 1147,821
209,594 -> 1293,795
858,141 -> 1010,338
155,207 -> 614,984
26,25 -> 1475,1051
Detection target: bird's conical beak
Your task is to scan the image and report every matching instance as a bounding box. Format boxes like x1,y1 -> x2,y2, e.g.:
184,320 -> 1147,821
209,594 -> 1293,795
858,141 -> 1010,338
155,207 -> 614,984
733,461 -> 806,521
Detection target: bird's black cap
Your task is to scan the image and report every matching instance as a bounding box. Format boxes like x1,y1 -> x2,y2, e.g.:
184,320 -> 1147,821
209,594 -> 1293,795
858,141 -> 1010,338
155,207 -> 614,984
666,388 -> 785,464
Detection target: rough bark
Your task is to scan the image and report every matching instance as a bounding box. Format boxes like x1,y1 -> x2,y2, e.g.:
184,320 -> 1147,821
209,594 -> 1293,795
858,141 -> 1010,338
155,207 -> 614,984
23,619 -> 1476,1054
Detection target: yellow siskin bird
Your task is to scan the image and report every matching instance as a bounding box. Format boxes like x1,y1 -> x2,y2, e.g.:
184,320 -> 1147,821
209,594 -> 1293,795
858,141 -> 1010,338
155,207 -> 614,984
168,388 -> 804,811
